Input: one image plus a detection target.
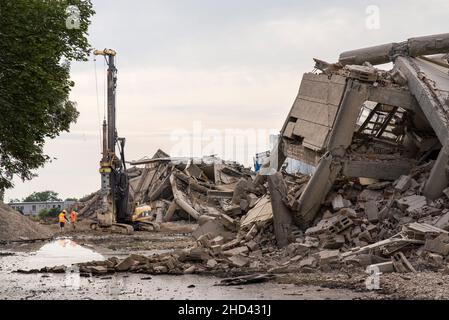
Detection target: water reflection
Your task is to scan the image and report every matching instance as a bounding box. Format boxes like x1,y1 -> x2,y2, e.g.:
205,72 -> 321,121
23,238 -> 105,269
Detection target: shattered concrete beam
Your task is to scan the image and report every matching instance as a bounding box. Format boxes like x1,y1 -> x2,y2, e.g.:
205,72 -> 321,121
395,56 -> 449,143
339,33 -> 449,66
169,174 -> 201,220
367,85 -> 417,112
163,202 -> 178,222
342,158 -> 416,181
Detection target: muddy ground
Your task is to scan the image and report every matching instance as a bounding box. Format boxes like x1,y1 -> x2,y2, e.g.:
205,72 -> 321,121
0,220 -> 447,300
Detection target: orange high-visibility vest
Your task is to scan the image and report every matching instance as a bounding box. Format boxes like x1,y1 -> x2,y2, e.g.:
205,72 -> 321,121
58,213 -> 66,223
70,211 -> 77,223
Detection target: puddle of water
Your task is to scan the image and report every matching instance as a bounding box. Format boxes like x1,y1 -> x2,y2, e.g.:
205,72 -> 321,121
22,238 -> 104,269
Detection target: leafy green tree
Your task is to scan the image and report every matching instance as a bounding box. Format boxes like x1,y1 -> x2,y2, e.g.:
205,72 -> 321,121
65,197 -> 78,202
23,190 -> 61,202
0,0 -> 95,192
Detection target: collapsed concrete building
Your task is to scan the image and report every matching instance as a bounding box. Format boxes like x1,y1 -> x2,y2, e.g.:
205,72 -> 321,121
62,34 -> 449,279
276,33 -> 449,227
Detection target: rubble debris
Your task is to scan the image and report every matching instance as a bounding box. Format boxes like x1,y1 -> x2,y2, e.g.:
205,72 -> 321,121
217,274 -> 276,286
397,196 -> 427,214
424,234 -> 449,256
394,175 -> 413,192
434,211 -> 449,231
392,252 -> 417,273
240,196 -> 273,228
364,201 -> 379,223
368,261 -> 395,273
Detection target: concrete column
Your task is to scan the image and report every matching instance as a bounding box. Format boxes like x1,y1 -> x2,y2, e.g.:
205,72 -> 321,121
295,153 -> 342,227
327,80 -> 369,157
267,172 -> 294,248
424,142 -> 449,200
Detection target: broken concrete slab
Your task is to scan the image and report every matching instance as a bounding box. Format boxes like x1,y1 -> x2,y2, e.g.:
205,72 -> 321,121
433,211 -> 449,230
424,234 -> 449,256
322,234 -> 346,249
403,222 -> 448,240
365,201 -> 379,223
392,252 -> 416,273
207,259 -> 218,268
219,214 -> 238,232
358,189 -> 383,202
228,255 -> 250,267
331,194 -> 350,211
394,175 -> 412,192
368,261 -> 394,273
246,240 -> 259,252
192,219 -> 235,241
397,195 -> 427,214
241,195 -> 273,228
315,250 -> 341,265
115,255 -> 146,272
305,214 -> 353,236
299,256 -> 318,269
223,246 -> 249,257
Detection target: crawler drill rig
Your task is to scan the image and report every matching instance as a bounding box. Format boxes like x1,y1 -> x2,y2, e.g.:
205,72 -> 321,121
92,49 -> 134,234
91,49 -> 160,234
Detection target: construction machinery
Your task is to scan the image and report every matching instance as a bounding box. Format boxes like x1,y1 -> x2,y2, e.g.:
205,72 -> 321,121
91,49 -> 158,233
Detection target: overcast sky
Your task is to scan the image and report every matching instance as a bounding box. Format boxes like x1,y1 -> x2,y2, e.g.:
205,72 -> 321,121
5,0 -> 449,202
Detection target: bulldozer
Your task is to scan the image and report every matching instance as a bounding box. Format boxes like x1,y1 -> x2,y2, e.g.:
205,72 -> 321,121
90,49 -> 159,234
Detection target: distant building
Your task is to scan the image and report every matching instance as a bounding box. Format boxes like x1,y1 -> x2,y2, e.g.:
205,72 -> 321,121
7,201 -> 76,216
269,134 -> 316,175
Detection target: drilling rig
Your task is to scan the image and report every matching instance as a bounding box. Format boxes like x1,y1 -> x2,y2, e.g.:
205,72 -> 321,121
91,49 -> 161,234
91,49 -> 134,234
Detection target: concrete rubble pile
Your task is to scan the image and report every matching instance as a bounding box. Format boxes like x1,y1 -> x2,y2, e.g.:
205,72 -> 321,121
77,149 -> 261,225
36,165 -> 449,277
41,33 -> 449,279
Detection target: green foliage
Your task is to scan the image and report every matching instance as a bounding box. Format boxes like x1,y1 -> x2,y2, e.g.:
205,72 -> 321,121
23,190 -> 61,202
38,207 -> 60,219
65,197 -> 78,202
0,0 -> 95,191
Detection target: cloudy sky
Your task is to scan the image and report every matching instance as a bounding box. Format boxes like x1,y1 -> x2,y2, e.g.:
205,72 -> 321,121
5,0 -> 449,202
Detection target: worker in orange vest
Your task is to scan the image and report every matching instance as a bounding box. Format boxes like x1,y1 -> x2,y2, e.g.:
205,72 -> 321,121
70,210 -> 78,230
58,210 -> 68,232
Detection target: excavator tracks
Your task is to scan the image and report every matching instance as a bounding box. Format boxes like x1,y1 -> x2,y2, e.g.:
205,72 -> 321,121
90,222 -> 134,235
